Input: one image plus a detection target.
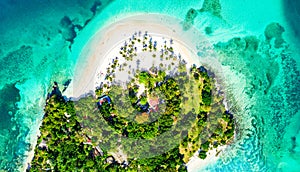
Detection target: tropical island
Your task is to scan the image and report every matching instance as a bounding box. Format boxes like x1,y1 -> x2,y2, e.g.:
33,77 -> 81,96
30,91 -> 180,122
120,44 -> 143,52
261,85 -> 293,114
29,32 -> 235,171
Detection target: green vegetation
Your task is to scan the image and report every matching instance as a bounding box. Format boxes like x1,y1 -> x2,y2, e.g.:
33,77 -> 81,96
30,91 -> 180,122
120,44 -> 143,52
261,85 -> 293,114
30,95 -> 110,171
31,32 -> 235,171
98,70 -> 181,139
177,65 -> 235,162
31,93 -> 187,171
138,71 -> 150,84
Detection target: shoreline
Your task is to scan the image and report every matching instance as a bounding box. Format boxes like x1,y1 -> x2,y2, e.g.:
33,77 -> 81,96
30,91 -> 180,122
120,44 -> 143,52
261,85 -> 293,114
186,145 -> 227,172
3,0 -> 297,170
66,14 -> 207,98
51,13 -> 230,171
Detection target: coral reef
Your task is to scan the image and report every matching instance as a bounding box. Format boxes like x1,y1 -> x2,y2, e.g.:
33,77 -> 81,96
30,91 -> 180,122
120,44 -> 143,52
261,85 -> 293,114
264,22 -> 285,48
0,45 -> 33,84
199,0 -> 222,18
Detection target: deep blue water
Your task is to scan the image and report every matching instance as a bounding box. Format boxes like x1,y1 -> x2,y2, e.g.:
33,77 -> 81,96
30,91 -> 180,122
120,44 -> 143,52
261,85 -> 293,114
284,0 -> 300,39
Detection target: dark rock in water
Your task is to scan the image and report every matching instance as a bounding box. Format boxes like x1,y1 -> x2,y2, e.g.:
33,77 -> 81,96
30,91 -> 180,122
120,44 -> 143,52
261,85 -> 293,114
49,82 -> 62,98
182,8 -> 198,31
205,27 -> 213,35
63,79 -> 71,87
62,79 -> 71,92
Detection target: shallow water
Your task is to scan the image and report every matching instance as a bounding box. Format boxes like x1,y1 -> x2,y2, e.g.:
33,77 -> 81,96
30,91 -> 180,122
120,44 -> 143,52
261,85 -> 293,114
0,0 -> 299,171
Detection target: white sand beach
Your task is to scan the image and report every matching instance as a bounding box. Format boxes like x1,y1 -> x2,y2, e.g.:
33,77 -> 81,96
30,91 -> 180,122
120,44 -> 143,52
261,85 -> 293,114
67,14 -> 208,98
186,145 -> 227,172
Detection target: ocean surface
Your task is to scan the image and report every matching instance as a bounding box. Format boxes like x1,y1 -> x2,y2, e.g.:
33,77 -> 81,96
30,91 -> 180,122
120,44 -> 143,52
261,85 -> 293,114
0,0 -> 299,171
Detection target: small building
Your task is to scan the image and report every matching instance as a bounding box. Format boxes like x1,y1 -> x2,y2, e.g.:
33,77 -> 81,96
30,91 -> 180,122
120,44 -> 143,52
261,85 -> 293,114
97,95 -> 112,107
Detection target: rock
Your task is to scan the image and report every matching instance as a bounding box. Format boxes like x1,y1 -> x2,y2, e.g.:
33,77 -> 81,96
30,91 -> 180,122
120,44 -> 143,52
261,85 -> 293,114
205,27 -> 213,35
182,8 -> 198,31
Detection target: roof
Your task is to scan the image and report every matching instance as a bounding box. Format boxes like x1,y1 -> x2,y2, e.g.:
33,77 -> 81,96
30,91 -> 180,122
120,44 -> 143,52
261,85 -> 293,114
97,95 -> 112,106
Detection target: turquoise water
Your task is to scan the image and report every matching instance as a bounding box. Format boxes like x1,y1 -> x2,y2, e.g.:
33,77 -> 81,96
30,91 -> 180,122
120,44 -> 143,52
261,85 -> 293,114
0,0 -> 299,171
